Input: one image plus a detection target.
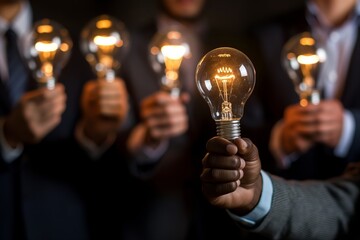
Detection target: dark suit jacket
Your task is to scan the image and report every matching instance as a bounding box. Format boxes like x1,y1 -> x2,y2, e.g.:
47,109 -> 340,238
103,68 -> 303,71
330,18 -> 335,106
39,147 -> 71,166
117,18 -> 251,240
0,1 -> 102,239
247,6 -> 360,180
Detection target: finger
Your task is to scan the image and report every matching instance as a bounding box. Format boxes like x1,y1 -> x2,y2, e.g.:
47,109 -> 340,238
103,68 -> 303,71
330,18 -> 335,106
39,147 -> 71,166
206,136 -> 238,156
202,153 -> 241,169
202,182 -> 238,197
234,138 -> 258,161
201,168 -> 240,183
180,92 -> 191,104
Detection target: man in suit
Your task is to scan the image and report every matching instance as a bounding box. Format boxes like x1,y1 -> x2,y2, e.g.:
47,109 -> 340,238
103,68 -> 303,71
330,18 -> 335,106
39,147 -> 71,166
201,135 -> 360,240
247,0 -> 360,180
114,0 -> 248,239
0,0 -> 129,239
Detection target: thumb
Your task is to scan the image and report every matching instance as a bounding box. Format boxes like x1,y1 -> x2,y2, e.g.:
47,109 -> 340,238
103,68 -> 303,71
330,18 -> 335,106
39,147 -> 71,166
233,138 -> 261,188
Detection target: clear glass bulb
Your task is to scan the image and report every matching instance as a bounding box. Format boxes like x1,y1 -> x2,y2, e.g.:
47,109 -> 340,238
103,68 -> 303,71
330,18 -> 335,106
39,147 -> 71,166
80,14 -> 129,81
195,47 -> 256,140
24,19 -> 72,89
282,31 -> 326,107
149,26 -> 191,97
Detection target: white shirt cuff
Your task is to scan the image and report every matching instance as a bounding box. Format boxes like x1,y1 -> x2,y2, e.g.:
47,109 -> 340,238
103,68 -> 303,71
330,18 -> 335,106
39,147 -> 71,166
227,171 -> 273,227
334,110 -> 355,157
0,118 -> 23,163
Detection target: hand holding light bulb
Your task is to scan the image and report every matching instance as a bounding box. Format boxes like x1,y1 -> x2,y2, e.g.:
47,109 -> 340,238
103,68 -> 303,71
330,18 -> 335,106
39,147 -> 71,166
276,32 -> 344,157
3,19 -> 69,146
282,32 -> 326,107
195,47 -> 256,140
79,15 -> 130,146
81,14 -> 129,82
149,27 -> 191,98
24,19 -> 72,90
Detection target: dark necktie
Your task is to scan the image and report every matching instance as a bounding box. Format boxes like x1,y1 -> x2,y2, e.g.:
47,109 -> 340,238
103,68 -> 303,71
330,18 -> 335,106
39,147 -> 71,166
5,28 -> 28,106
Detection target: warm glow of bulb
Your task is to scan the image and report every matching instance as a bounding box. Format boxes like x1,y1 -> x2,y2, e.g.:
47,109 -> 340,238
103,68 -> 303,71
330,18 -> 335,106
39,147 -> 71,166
96,19 -> 112,29
300,37 -> 315,46
161,45 -> 186,84
214,67 -> 236,120
42,62 -> 53,77
60,43 -> 69,52
167,31 -> 182,40
161,45 -> 186,60
195,47 -> 256,139
35,41 -> 59,52
300,99 -> 308,107
93,35 -> 117,46
297,54 -> 320,65
37,25 -> 53,33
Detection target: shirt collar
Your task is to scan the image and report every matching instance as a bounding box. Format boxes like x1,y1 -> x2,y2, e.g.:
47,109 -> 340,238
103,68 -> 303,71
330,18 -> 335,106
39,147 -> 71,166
306,0 -> 360,29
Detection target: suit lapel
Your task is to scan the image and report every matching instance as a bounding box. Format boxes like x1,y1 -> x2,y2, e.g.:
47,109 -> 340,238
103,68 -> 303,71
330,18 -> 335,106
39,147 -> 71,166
341,25 -> 360,105
0,78 -> 12,116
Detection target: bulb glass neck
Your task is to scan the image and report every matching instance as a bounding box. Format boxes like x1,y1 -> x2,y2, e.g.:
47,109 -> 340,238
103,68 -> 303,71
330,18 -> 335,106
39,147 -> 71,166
299,89 -> 320,106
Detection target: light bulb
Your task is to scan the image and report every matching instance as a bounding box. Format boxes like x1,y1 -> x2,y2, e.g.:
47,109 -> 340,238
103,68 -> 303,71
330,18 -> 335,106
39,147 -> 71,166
195,47 -> 256,140
24,19 -> 72,89
282,31 -> 326,107
149,27 -> 191,97
80,14 -> 129,81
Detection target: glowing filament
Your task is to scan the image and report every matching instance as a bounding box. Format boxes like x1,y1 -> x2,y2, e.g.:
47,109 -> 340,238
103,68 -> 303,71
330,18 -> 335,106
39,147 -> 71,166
161,45 -> 186,60
214,67 -> 235,120
161,45 -> 186,87
35,41 -> 58,53
93,35 -> 118,71
35,41 -> 58,77
94,35 -> 117,47
297,54 -> 320,65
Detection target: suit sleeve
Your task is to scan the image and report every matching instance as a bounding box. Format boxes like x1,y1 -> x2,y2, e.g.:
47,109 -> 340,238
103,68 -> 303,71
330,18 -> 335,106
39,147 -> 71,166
346,109 -> 360,162
249,175 -> 360,240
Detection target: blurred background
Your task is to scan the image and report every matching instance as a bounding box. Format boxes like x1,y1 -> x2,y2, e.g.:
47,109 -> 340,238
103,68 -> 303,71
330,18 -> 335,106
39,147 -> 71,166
35,0 -> 305,38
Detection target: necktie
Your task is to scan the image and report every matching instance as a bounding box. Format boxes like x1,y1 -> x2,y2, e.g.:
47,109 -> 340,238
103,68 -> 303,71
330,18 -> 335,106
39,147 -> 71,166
5,28 -> 28,106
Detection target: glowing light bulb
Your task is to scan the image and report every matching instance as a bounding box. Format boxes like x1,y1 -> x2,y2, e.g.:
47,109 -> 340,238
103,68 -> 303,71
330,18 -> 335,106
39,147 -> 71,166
149,27 -> 191,97
24,19 -> 72,89
282,32 -> 326,107
81,15 -> 129,81
195,47 -> 256,140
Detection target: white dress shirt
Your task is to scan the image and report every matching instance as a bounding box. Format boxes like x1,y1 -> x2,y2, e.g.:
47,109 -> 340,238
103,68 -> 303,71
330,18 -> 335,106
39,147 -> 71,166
270,0 -> 360,168
0,1 -> 31,163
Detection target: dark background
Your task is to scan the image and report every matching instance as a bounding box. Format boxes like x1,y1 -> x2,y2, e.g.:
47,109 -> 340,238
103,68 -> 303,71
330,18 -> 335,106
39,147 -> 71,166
36,0 -> 305,33
100,0 -> 305,31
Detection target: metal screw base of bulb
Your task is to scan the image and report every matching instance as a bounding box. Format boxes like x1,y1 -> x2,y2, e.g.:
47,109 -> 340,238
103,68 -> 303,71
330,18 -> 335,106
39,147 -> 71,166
38,78 -> 55,90
299,90 -> 320,107
216,120 -> 240,140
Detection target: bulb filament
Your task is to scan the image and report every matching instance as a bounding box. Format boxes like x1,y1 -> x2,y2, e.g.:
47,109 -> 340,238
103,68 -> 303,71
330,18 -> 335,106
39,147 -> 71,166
214,67 -> 235,120
161,44 -> 186,89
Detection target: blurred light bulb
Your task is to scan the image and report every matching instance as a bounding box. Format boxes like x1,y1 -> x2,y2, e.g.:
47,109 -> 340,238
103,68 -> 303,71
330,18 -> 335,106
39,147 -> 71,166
81,14 -> 129,81
24,19 -> 72,89
149,27 -> 191,97
195,47 -> 256,140
282,32 -> 326,107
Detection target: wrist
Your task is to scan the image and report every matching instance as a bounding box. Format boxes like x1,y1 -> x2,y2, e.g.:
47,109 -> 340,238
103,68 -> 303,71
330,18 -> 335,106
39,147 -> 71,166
82,119 -> 112,146
3,119 -> 21,148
